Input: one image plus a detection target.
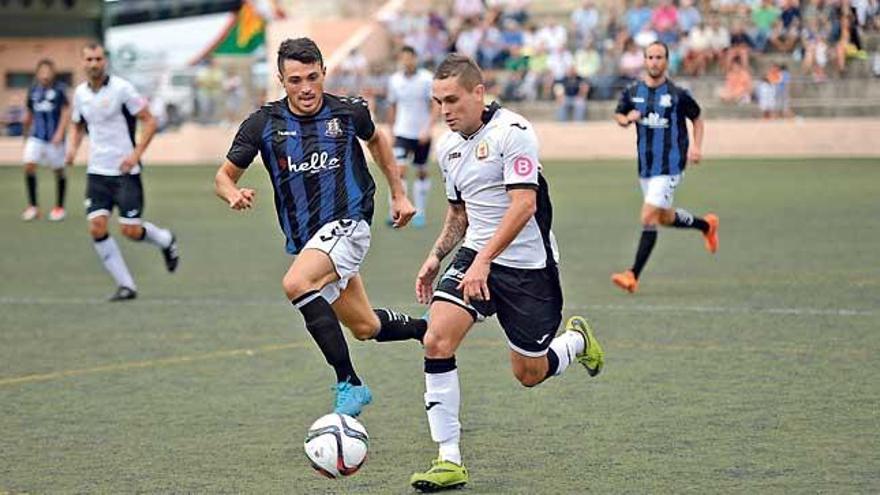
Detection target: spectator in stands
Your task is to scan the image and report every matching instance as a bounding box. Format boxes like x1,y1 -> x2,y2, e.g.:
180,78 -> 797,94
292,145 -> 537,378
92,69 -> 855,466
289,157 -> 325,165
684,21 -> 713,75
781,0 -> 802,28
524,44 -> 551,100
538,19 -> 569,52
718,56 -> 753,103
625,0 -> 654,38
338,48 -> 369,96
756,72 -> 778,118
619,38 -> 645,82
769,18 -> 801,53
603,5 -> 629,53
547,46 -> 575,83
775,63 -> 793,117
571,0 -> 601,46
554,65 -> 590,121
502,44 -> 530,101
495,0 -> 531,25
707,16 -> 731,65
500,18 -> 526,59
574,39 -> 602,79
195,56 -> 222,124
752,0 -> 782,51
801,16 -> 830,81
454,18 -> 483,61
634,23 -> 660,47
651,0 -> 679,44
479,20 -> 506,69
454,0 -> 484,22
725,20 -> 755,71
677,0 -> 703,34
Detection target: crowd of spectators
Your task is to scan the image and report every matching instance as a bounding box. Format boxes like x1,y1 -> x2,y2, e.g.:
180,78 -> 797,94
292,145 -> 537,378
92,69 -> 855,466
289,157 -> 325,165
327,0 -> 879,122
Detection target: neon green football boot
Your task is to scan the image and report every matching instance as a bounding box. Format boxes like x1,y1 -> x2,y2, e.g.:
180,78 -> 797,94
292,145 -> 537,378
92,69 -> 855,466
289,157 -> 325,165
410,458 -> 468,492
565,316 -> 604,377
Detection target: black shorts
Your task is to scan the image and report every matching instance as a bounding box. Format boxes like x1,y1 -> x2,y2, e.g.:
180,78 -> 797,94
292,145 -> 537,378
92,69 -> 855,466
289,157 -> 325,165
85,174 -> 144,224
393,136 -> 431,167
433,248 -> 564,357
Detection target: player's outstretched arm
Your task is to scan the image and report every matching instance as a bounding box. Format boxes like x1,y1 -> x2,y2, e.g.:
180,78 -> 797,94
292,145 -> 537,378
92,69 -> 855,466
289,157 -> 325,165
365,127 -> 416,227
416,203 -> 467,304
458,189 -> 536,303
214,160 -> 256,210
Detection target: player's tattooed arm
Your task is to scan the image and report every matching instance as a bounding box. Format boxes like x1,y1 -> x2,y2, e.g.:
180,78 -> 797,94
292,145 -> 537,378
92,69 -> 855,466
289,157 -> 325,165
431,203 -> 468,261
416,203 -> 467,304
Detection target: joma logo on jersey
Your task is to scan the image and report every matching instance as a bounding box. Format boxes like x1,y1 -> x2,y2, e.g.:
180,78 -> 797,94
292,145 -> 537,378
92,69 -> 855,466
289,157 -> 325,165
287,151 -> 341,174
447,151 -> 461,160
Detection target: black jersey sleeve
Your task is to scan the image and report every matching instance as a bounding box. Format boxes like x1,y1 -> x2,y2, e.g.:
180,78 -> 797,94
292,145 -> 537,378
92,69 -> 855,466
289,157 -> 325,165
226,109 -> 267,169
349,96 -> 376,141
680,90 -> 701,120
58,83 -> 69,107
615,86 -> 634,115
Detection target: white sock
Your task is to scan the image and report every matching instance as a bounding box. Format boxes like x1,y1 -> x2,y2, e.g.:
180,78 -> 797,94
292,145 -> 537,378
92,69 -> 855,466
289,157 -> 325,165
93,236 -> 136,290
142,221 -> 173,249
388,181 -> 408,220
547,330 -> 585,376
425,367 -> 461,465
413,178 -> 431,215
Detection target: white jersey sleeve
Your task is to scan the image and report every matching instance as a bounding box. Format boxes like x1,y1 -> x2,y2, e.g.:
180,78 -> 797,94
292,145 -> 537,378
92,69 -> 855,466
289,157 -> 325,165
436,132 -> 463,203
71,85 -> 84,124
119,79 -> 147,115
500,121 -> 541,189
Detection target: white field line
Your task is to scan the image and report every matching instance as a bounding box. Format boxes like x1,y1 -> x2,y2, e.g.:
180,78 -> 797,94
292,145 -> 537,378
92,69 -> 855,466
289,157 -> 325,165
0,296 -> 874,317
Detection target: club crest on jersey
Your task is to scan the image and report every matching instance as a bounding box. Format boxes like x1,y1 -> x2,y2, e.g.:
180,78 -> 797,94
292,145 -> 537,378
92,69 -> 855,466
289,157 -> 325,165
475,140 -> 489,160
324,118 -> 343,138
659,94 -> 672,107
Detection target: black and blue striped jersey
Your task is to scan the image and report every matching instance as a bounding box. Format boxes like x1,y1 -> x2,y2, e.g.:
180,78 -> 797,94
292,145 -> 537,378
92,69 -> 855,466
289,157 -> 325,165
27,82 -> 68,142
615,80 -> 701,178
226,94 -> 377,255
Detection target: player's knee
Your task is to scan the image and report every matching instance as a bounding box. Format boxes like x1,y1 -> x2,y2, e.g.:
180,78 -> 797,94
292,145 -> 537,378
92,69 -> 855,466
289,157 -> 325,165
513,367 -> 544,388
89,221 -> 108,239
24,163 -> 37,174
281,274 -> 317,300
423,330 -> 455,358
120,224 -> 142,240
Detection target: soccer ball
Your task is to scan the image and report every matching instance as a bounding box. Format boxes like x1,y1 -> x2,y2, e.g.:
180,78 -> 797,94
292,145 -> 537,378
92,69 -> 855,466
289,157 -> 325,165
304,413 -> 369,478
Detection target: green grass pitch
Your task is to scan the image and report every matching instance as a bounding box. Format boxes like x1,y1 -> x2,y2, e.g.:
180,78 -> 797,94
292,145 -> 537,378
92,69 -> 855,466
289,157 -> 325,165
1,158 -> 877,493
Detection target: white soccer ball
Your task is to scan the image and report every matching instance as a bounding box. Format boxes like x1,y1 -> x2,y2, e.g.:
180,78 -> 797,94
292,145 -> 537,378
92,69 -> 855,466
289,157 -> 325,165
304,413 -> 369,478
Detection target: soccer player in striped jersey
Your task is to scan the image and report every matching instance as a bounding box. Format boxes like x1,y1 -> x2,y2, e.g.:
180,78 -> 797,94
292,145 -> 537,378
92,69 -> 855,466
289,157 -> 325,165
611,41 -> 719,294
215,38 -> 425,418
21,59 -> 71,222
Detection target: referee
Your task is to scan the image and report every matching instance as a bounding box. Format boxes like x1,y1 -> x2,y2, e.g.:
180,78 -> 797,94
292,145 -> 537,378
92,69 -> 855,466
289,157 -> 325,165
611,41 -> 719,294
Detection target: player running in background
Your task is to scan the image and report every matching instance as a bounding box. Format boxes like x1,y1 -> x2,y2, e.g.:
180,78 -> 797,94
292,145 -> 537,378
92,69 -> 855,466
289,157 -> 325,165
66,43 -> 179,302
611,41 -> 718,294
408,54 -> 605,492
215,38 -> 426,418
386,45 -> 438,228
21,59 -> 71,222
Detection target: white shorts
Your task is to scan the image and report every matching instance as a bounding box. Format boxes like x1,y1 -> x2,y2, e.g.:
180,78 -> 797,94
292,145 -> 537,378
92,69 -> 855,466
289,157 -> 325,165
23,137 -> 65,169
301,219 -> 371,304
640,174 -> 682,209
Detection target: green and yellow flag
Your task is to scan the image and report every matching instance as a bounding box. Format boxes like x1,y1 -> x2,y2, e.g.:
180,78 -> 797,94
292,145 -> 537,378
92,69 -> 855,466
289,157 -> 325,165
214,2 -> 266,55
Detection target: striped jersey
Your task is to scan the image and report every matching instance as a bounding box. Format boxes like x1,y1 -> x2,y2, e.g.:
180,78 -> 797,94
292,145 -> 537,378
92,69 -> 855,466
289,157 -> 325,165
615,80 -> 701,178
226,94 -> 377,255
27,81 -> 68,142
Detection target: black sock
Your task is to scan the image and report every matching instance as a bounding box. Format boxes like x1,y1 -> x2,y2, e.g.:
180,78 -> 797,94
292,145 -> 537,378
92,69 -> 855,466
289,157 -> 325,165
672,208 -> 709,233
25,173 -> 37,206
373,308 -> 428,343
424,356 -> 457,374
293,291 -> 361,386
544,348 -> 560,379
56,174 -> 66,208
631,227 -> 658,279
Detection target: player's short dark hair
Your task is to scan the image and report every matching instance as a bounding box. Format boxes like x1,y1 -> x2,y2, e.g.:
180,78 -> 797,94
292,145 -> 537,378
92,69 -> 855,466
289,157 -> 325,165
644,41 -> 669,58
434,53 -> 483,90
35,59 -> 54,70
277,37 -> 324,73
82,41 -> 105,55
401,45 -> 417,56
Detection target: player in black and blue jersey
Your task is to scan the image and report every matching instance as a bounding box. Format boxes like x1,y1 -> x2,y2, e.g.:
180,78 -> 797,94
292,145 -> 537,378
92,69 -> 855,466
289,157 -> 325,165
215,38 -> 426,417
611,41 -> 719,294
21,59 -> 71,222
